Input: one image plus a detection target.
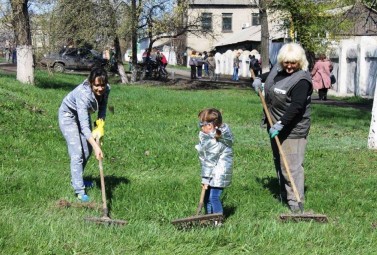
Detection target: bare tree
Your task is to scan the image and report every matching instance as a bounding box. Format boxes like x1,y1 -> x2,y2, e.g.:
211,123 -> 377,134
0,1 -> 14,47
103,0 -> 129,83
256,0 -> 271,74
138,0 -> 213,52
131,0 -> 142,82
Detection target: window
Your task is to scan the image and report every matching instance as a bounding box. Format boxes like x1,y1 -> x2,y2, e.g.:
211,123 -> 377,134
252,13 -> 260,26
222,13 -> 232,32
202,13 -> 212,31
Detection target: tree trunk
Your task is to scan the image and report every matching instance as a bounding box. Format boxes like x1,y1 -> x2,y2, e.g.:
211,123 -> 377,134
260,0 -> 270,74
11,0 -> 34,85
368,87 -> 377,149
131,0 -> 138,83
114,36 -> 128,83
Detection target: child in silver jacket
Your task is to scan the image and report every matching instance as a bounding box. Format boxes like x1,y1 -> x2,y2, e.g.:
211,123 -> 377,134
196,108 -> 234,216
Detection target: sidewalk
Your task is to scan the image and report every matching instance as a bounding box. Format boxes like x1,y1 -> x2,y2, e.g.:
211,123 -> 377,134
0,62 -> 17,73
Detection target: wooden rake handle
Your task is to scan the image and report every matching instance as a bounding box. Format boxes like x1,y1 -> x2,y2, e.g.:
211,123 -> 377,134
96,138 -> 109,217
258,90 -> 303,208
195,185 -> 207,216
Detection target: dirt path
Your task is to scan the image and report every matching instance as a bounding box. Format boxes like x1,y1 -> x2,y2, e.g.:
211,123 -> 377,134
0,63 -> 17,73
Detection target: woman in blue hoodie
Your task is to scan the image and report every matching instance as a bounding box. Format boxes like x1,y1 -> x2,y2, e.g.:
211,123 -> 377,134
58,67 -> 110,202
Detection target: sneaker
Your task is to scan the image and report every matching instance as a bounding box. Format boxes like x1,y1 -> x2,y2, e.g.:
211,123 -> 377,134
214,220 -> 223,227
77,194 -> 90,202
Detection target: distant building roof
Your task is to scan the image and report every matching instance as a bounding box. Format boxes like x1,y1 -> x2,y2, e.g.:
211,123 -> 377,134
214,25 -> 285,47
191,0 -> 254,6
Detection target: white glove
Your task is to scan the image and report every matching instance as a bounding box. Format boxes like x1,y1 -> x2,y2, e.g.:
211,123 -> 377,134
252,77 -> 263,94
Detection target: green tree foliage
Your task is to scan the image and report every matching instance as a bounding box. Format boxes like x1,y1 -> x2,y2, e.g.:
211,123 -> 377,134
273,0 -> 336,53
51,0 -> 102,48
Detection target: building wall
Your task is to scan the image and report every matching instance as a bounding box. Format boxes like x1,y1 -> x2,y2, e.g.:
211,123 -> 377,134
329,36 -> 377,98
186,6 -> 259,53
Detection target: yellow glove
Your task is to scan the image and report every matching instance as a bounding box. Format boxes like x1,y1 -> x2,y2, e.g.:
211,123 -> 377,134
92,119 -> 105,140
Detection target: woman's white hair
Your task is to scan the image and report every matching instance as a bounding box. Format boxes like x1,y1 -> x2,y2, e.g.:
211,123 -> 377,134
277,43 -> 309,71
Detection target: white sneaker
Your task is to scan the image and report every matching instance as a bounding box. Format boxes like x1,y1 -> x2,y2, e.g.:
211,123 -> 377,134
214,220 -> 223,227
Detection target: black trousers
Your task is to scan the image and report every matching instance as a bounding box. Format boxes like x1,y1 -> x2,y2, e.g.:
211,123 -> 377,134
318,88 -> 328,100
190,65 -> 196,79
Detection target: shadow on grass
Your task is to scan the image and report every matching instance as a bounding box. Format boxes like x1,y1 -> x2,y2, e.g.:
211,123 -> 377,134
312,98 -> 373,112
223,205 -> 236,219
34,70 -> 120,90
256,176 -> 309,205
35,74 -> 81,90
256,176 -> 282,202
174,79 -> 251,91
85,175 -> 129,211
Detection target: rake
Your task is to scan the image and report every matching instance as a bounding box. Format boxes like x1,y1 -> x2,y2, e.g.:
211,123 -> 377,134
84,139 -> 127,226
171,185 -> 223,229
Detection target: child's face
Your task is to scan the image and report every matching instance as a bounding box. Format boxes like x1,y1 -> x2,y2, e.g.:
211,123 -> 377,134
200,121 -> 215,134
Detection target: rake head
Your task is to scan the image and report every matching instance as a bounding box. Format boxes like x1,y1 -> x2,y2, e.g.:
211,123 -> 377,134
56,199 -> 100,210
279,213 -> 328,223
84,216 -> 127,226
171,213 -> 223,230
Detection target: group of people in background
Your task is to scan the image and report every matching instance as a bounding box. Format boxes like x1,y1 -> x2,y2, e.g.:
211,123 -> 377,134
189,49 -> 263,83
189,50 -> 219,81
3,46 -> 17,64
141,47 -> 168,76
233,51 -> 262,82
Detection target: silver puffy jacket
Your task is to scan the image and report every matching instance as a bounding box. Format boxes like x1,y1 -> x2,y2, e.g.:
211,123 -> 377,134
195,123 -> 234,188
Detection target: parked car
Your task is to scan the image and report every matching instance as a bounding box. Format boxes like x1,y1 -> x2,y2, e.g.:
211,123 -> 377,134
40,47 -> 108,73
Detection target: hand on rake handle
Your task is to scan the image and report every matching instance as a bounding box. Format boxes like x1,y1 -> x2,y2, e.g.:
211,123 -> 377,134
90,137 -> 104,161
252,77 -> 263,94
269,121 -> 284,138
201,183 -> 209,190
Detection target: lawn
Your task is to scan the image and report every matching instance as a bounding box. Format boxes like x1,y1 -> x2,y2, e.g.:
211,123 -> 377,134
0,69 -> 376,254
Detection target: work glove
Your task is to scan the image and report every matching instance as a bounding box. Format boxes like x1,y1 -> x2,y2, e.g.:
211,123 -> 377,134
269,121 -> 283,138
92,119 -> 105,141
252,77 -> 263,94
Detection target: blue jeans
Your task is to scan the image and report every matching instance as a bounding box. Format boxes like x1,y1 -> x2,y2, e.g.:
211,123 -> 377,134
232,67 -> 239,80
204,187 -> 224,214
204,63 -> 209,76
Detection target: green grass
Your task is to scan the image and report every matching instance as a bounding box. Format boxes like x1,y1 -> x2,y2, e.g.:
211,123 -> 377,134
1,69 -> 377,254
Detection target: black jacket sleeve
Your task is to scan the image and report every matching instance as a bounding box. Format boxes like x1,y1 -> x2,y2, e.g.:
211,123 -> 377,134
280,80 -> 311,126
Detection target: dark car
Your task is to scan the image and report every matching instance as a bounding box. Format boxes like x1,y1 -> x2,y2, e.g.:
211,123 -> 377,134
40,47 -> 108,73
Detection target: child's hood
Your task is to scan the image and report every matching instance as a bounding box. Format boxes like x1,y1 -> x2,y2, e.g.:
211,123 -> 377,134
218,123 -> 234,148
